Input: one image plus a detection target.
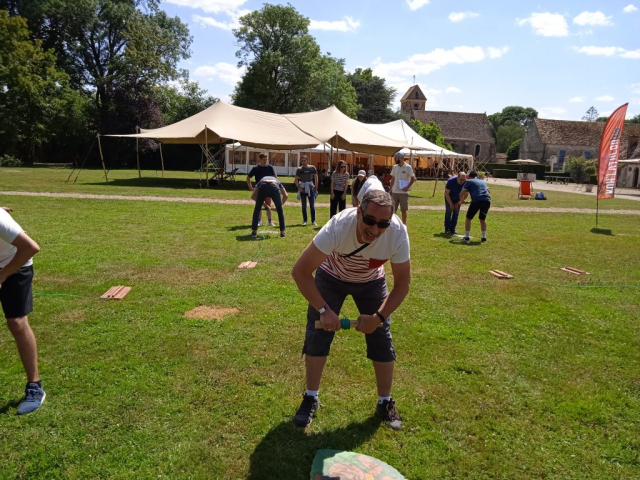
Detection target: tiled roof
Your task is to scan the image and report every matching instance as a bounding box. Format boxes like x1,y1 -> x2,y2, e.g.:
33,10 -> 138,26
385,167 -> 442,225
533,118 -> 640,147
413,110 -> 495,142
400,85 -> 427,102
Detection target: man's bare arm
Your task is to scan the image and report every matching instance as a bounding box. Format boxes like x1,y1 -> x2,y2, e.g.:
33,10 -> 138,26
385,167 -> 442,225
0,232 -> 40,285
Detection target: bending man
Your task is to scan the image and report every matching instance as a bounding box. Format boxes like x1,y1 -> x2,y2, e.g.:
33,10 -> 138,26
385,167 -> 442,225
251,176 -> 288,238
291,190 -> 411,430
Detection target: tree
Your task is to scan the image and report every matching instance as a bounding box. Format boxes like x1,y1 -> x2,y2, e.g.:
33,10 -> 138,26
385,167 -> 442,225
488,106 -> 538,135
411,119 -> 452,150
582,106 -> 598,122
506,138 -> 521,160
566,156 -> 596,184
596,116 -> 609,122
232,4 -> 358,116
6,1 -> 192,135
347,68 -> 396,123
496,120 -> 525,153
627,113 -> 640,124
0,11 -> 89,164
155,77 -> 217,126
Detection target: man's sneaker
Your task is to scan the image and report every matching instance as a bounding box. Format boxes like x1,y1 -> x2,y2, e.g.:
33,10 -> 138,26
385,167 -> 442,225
302,221 -> 307,226
462,237 -> 470,242
376,398 -> 402,430
481,237 -> 487,242
451,230 -> 458,235
251,230 -> 257,238
257,221 -> 262,227
268,221 -> 276,227
280,231 -> 286,238
17,383 -> 46,415
293,394 -> 318,426
312,221 -> 317,226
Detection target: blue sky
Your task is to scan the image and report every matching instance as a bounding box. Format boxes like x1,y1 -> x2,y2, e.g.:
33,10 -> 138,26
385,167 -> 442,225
161,0 -> 640,120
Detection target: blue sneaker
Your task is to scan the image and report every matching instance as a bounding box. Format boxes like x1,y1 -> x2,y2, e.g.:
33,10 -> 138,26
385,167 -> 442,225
17,383 -> 46,415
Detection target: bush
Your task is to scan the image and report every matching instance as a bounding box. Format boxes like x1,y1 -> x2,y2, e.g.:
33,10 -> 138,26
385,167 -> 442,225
493,169 -> 519,179
0,155 -> 24,167
565,156 -> 596,184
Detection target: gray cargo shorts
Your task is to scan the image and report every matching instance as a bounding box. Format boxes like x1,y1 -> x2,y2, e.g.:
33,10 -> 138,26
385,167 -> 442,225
302,269 -> 397,362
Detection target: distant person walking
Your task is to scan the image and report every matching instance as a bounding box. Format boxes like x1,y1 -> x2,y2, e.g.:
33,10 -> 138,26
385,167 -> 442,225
330,160 -> 350,218
247,153 -> 276,227
294,156 -> 318,226
444,172 -> 466,234
0,208 -> 46,415
460,171 -> 491,243
390,152 -> 416,225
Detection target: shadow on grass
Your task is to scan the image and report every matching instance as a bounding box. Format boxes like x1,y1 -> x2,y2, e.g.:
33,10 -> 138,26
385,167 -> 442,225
0,399 -> 21,415
590,227 -> 614,236
247,416 -> 381,480
86,177 -> 251,191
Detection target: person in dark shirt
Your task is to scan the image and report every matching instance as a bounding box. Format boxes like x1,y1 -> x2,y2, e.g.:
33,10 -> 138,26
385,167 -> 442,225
247,153 -> 276,227
250,176 -> 288,238
443,172 -> 466,234
460,171 -> 491,242
351,170 -> 367,207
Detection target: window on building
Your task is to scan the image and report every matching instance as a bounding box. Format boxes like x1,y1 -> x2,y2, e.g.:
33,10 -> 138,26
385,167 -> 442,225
475,144 -> 481,158
415,91 -> 419,99
414,103 -> 419,110
584,151 -> 591,159
270,152 -> 286,167
248,151 -> 262,165
288,153 -> 299,168
450,143 -> 456,151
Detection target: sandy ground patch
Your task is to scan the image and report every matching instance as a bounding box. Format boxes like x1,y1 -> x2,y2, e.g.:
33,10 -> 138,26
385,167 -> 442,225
184,305 -> 239,320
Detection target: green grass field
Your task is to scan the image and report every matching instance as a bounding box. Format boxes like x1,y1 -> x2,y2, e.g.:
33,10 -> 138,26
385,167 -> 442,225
1,167 -> 639,479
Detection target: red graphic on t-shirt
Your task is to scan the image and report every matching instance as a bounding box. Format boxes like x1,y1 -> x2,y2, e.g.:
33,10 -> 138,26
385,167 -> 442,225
368,258 -> 388,269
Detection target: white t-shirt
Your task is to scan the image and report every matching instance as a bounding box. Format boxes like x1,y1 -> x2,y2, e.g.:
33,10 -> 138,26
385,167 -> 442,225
357,175 -> 384,203
313,208 -> 410,283
0,209 -> 32,268
391,163 -> 415,194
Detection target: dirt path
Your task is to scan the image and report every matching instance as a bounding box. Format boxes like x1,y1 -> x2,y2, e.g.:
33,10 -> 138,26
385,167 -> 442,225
2,190 -> 640,215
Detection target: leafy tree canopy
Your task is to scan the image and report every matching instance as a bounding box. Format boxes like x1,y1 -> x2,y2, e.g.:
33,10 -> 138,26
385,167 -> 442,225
496,120 -> 525,153
488,105 -> 538,135
155,78 -> 218,127
232,3 -> 359,116
411,119 -> 452,150
347,68 -> 396,123
582,106 -> 598,122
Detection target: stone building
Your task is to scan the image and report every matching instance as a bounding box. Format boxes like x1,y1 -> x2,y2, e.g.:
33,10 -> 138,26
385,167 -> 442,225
520,118 -> 640,186
400,85 -> 496,164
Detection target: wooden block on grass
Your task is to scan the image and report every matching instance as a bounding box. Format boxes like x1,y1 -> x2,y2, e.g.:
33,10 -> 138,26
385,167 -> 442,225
100,286 -> 131,300
561,267 -> 590,275
237,261 -> 258,269
489,269 -> 513,279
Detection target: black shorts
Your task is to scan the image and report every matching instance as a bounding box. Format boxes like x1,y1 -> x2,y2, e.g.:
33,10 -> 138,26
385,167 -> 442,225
466,200 -> 491,220
0,265 -> 34,319
302,269 -> 397,362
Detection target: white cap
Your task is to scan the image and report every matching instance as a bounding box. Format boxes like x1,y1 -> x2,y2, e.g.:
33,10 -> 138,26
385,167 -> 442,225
358,170 -> 366,176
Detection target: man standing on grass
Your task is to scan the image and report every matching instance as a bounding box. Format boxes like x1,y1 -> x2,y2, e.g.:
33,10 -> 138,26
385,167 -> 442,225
291,190 -> 411,430
444,172 -> 466,235
390,152 -> 416,225
294,155 -> 318,226
460,171 -> 491,243
0,208 -> 45,414
247,153 -> 276,227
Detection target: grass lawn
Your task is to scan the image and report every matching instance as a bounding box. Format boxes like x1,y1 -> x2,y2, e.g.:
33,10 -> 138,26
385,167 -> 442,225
2,166 -> 640,211
1,169 -> 639,479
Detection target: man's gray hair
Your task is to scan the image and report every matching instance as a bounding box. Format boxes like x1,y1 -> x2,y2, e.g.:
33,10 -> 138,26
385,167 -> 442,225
361,190 -> 394,214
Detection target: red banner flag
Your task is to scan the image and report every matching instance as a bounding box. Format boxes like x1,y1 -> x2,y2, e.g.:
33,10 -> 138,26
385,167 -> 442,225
597,103 -> 628,200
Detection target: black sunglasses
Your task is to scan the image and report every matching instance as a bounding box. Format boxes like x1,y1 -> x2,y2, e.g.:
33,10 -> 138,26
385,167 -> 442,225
361,215 -> 391,229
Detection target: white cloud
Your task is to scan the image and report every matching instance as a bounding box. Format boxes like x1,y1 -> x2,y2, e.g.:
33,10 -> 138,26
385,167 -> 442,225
517,13 -> 568,37
166,0 -> 247,14
372,45 -> 508,79
488,46 -> 509,58
574,46 -> 640,58
623,4 -> 638,13
569,96 -> 584,102
309,16 -> 360,32
539,107 -> 568,119
632,83 -> 640,94
194,62 -> 246,86
406,0 -> 429,10
573,11 -> 613,26
595,95 -> 615,102
449,12 -> 479,23
446,86 -> 462,93
193,14 -> 236,30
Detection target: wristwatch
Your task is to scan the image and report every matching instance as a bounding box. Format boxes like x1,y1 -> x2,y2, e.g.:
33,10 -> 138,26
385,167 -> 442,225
375,311 -> 386,323
318,304 -> 330,314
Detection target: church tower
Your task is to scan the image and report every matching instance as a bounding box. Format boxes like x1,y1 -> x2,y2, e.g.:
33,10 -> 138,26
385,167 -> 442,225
400,85 -> 427,117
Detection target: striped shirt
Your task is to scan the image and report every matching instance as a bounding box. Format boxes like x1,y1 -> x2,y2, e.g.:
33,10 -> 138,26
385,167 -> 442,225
331,172 -> 350,192
313,208 -> 410,283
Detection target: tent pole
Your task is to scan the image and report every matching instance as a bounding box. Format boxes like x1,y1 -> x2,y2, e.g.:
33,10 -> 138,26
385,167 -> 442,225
97,134 -> 108,182
205,125 -> 209,186
159,143 -> 165,177
136,126 -> 141,179
432,149 -> 444,197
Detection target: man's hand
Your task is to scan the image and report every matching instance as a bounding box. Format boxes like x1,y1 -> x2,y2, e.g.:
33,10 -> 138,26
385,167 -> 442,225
1,206 -> 12,213
341,193 -> 346,200
454,201 -> 461,210
330,192 -> 335,199
320,309 -> 341,332
402,186 -> 410,192
355,314 -> 383,334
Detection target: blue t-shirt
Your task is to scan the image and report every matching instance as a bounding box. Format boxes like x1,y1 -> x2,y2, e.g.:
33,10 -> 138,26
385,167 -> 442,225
462,178 -> 491,202
445,176 -> 465,203
248,164 -> 276,182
